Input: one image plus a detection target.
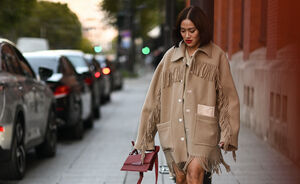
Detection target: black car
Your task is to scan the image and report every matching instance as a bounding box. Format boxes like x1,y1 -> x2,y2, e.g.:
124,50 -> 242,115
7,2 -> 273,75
24,51 -> 94,139
0,39 -> 57,180
94,55 -> 113,102
51,50 -> 101,118
106,55 -> 123,90
85,54 -> 111,103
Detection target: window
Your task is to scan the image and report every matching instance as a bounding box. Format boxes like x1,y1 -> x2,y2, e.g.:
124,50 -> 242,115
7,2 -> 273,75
270,92 -> 274,117
13,47 -> 35,78
59,57 -> 76,76
19,61 -> 34,78
64,57 -> 76,75
240,0 -> 245,49
282,95 -> 287,122
1,44 -> 23,75
260,0 -> 267,44
275,94 -> 281,119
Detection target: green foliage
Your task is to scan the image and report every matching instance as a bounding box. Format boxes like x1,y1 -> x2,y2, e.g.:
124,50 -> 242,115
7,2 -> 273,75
22,1 -> 82,49
0,0 -> 36,40
0,0 -> 83,49
79,37 -> 95,54
100,0 -> 122,25
100,0 -> 163,38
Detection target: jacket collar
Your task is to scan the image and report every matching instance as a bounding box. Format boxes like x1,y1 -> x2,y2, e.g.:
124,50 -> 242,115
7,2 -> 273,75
171,41 -> 212,62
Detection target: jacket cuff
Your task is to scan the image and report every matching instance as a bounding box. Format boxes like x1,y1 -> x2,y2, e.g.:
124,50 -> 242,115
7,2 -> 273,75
220,134 -> 238,151
134,140 -> 155,151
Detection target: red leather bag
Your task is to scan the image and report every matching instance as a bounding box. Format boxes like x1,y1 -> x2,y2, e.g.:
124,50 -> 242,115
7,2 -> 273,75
121,141 -> 160,184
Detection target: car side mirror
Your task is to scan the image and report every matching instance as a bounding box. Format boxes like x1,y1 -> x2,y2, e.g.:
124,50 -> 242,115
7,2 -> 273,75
39,67 -> 53,81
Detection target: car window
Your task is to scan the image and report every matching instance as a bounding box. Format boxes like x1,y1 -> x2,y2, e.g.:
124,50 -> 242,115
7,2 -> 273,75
19,61 -> 35,78
1,44 -> 23,75
92,59 -> 101,70
13,46 -> 36,78
26,56 -> 58,74
66,55 -> 87,68
59,57 -> 76,76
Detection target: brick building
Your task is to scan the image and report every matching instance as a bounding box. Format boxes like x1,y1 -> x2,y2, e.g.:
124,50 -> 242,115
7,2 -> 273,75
187,0 -> 300,166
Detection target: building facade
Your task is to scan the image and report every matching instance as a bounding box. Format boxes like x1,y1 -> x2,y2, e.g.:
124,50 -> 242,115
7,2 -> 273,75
188,0 -> 300,166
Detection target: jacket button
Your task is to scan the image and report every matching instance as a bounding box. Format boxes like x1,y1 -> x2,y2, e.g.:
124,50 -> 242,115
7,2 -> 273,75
180,137 -> 185,141
180,80 -> 183,83
178,99 -> 182,103
179,118 -> 183,122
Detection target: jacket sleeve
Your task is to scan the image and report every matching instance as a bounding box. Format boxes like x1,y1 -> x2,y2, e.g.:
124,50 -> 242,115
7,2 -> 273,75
216,53 -> 240,152
134,61 -> 163,152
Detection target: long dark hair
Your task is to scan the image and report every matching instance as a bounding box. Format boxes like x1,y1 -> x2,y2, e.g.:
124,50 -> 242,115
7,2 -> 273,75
172,6 -> 212,47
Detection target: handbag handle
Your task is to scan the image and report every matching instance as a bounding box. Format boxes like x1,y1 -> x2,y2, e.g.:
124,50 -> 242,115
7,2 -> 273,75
130,141 -> 160,184
130,141 -> 138,155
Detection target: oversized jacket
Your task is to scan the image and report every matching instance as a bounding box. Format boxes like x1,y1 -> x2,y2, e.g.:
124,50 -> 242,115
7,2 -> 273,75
135,41 -> 240,175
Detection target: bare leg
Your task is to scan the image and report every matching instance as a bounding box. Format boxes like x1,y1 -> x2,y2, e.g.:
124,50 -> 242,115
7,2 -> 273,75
186,159 -> 205,184
172,162 -> 187,184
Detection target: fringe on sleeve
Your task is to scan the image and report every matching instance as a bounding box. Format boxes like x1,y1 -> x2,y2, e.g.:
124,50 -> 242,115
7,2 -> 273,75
215,70 -> 232,152
140,89 -> 161,162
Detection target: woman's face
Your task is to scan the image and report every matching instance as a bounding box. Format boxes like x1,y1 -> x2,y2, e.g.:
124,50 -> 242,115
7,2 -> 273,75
180,19 -> 200,49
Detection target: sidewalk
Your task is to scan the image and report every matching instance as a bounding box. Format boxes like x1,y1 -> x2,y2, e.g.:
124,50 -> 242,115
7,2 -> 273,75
124,72 -> 300,184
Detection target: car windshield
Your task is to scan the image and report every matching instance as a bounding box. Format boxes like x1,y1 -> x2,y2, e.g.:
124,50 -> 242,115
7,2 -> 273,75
66,55 -> 87,67
95,55 -> 107,68
25,56 -> 59,74
66,55 -> 88,73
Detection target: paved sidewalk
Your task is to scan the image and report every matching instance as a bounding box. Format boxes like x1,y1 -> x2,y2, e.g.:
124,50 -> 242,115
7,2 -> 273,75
124,72 -> 300,184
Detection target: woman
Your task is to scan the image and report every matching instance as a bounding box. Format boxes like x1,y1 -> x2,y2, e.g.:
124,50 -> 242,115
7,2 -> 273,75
135,6 -> 240,184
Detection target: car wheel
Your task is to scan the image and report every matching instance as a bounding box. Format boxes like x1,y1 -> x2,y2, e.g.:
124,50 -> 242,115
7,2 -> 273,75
105,93 -> 111,102
117,82 -> 123,90
35,108 -> 57,158
72,119 -> 84,140
93,106 -> 100,119
85,103 -> 94,129
0,119 -> 26,180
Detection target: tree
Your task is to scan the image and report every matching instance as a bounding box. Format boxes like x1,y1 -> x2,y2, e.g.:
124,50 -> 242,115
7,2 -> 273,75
21,1 -> 82,49
0,1 -> 83,49
0,0 -> 36,40
100,0 -> 163,38
79,37 -> 94,54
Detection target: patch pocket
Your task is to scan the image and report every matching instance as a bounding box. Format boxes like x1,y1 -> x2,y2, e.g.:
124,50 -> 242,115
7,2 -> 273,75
157,121 -> 172,151
193,114 -> 218,147
197,104 -> 215,117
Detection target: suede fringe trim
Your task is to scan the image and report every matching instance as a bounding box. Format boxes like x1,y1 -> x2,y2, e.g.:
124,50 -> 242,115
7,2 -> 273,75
140,89 -> 161,162
215,70 -> 232,151
162,66 -> 184,88
190,61 -> 218,81
182,152 -> 231,175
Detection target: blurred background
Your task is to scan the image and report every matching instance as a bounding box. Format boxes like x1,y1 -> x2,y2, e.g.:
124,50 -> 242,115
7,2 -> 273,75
0,0 -> 300,183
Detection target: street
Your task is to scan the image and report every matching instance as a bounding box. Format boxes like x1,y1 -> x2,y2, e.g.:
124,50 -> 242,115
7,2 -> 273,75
1,71 -> 300,184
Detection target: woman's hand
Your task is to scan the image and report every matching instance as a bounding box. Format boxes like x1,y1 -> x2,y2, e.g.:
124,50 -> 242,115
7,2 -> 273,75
218,142 -> 224,149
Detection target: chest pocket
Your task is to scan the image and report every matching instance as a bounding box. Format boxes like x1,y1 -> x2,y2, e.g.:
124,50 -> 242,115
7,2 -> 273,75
193,114 -> 219,147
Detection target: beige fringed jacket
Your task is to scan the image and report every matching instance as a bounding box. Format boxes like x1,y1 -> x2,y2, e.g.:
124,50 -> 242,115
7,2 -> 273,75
135,42 -> 240,175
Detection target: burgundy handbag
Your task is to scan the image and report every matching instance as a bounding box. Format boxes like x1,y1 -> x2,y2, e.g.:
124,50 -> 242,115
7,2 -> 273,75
121,141 -> 160,184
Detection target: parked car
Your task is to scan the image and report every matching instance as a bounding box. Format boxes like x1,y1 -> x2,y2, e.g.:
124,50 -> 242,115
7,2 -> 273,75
16,37 -> 49,53
85,54 -> 111,103
24,51 -> 94,137
96,55 -> 123,93
50,50 -> 101,118
94,55 -> 113,102
106,55 -> 123,90
0,39 -> 57,180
